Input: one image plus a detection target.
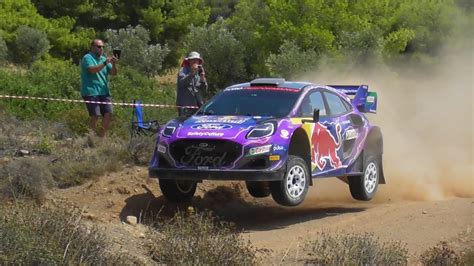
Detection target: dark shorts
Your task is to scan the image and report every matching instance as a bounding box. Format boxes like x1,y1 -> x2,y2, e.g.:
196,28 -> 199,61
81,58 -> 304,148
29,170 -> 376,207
83,96 -> 113,116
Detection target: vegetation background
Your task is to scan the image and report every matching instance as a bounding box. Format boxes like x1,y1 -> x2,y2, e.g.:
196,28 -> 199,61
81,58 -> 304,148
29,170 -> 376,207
0,0 -> 472,264
0,0 -> 472,137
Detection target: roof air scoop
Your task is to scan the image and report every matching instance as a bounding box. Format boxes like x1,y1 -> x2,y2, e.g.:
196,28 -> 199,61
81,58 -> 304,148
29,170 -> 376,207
250,78 -> 285,86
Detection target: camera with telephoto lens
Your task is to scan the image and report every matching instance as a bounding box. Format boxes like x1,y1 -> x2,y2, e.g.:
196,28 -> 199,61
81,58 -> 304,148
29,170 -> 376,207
197,65 -> 204,75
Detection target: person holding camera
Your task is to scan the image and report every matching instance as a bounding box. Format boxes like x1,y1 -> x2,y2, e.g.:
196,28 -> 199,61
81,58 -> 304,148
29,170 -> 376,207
176,51 -> 208,116
80,39 -> 118,137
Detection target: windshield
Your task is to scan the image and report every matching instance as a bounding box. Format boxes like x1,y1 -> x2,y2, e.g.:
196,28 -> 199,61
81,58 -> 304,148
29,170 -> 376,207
198,87 -> 301,117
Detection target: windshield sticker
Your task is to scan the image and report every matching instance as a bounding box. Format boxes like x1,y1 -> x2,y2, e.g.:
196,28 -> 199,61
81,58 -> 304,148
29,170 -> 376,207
187,132 -> 224,137
194,116 -> 249,124
244,86 -> 300,92
191,124 -> 232,130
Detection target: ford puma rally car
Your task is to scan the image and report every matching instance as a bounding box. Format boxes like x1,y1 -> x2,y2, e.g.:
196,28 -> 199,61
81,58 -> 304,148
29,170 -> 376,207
149,78 -> 385,206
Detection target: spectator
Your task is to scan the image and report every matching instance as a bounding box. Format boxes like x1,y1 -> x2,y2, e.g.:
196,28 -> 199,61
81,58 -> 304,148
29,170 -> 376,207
176,51 -> 207,116
80,39 -> 118,137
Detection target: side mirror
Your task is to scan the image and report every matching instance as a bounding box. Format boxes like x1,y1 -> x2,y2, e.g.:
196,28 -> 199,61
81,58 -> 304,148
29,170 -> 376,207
313,108 -> 320,123
302,108 -> 320,124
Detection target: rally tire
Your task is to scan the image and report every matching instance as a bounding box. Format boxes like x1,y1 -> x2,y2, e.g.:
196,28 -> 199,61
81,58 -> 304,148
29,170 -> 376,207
246,181 -> 271,198
270,155 -> 309,206
349,155 -> 380,201
159,179 -> 197,203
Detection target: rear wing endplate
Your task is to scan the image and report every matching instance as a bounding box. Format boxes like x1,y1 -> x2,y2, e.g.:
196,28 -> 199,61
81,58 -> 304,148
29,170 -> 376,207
328,85 -> 377,114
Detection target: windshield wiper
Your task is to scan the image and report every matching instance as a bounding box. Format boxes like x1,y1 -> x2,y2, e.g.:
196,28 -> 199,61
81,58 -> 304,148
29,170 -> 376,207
196,110 -> 215,115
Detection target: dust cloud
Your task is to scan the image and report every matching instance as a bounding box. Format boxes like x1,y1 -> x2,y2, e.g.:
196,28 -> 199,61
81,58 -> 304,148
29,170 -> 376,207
299,43 -> 473,202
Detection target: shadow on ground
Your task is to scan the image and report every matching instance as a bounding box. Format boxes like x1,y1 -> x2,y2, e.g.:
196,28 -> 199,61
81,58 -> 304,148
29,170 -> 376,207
119,184 -> 366,231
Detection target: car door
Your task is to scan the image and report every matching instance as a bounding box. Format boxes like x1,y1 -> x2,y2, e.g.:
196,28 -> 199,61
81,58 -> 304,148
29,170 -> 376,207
296,89 -> 341,177
322,91 -> 354,172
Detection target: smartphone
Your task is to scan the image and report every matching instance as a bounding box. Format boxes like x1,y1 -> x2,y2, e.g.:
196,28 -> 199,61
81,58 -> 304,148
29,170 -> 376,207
113,49 -> 121,59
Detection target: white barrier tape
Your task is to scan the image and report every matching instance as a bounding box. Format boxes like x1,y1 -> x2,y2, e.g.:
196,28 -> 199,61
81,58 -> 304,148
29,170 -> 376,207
0,95 -> 199,109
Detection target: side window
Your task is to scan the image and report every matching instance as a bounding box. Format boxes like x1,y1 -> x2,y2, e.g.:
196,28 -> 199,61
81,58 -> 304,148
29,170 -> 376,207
324,92 -> 349,116
299,91 -> 326,117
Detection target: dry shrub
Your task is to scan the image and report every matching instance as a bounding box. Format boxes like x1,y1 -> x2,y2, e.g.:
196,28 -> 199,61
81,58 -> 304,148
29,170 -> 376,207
0,202 -> 121,264
127,135 -> 156,165
304,232 -> 408,265
148,209 -> 259,265
50,136 -> 127,187
1,157 -> 53,203
420,241 -> 462,266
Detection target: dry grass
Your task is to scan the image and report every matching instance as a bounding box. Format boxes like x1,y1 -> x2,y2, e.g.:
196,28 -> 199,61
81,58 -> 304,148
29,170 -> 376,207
147,208 -> 260,265
303,232 -> 409,265
0,201 -> 122,264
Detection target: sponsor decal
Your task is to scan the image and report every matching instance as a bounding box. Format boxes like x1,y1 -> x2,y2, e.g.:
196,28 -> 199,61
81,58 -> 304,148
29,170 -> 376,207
191,123 -> 232,130
311,123 -> 342,170
157,144 -> 166,153
180,144 -> 227,167
280,129 -> 289,139
273,144 -> 286,151
367,96 -> 375,103
187,132 -> 224,137
345,128 -> 358,140
249,144 -> 272,156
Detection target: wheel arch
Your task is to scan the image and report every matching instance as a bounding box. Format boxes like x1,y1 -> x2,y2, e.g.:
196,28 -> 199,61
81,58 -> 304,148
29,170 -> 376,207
288,127 -> 313,185
364,126 -> 385,184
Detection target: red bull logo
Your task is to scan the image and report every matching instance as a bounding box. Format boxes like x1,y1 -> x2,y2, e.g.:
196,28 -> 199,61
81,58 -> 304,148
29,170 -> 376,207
311,123 -> 342,170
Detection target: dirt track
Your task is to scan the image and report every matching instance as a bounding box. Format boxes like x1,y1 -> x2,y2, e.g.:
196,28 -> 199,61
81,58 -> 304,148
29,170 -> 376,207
49,166 -> 473,264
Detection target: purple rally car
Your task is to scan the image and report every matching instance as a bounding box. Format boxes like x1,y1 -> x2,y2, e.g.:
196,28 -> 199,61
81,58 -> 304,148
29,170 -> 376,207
149,78 -> 385,206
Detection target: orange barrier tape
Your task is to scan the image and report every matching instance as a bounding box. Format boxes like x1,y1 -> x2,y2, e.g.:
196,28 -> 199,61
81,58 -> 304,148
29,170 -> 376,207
0,95 -> 199,109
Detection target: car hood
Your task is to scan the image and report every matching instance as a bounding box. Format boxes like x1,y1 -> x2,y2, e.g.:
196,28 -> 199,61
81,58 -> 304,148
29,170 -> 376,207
175,115 -> 272,139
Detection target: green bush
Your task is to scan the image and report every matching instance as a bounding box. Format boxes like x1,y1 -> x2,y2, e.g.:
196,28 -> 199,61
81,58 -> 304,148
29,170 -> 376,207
303,232 -> 408,265
1,158 -> 53,203
0,202 -> 117,264
266,40 -> 318,80
184,20 -> 247,95
14,26 -> 50,64
148,210 -> 259,265
104,25 -> 170,77
0,35 -> 7,64
420,241 -> 462,266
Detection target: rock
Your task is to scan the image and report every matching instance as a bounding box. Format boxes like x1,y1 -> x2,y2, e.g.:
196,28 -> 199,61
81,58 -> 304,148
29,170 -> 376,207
117,186 -> 131,195
422,211 -> 427,214
126,216 -> 138,225
19,149 -> 30,156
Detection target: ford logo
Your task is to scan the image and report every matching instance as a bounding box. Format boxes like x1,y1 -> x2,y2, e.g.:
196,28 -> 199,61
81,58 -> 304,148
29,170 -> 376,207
191,123 -> 232,130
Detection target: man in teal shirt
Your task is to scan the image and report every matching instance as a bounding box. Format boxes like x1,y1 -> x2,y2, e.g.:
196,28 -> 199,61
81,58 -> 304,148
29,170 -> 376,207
81,39 -> 118,137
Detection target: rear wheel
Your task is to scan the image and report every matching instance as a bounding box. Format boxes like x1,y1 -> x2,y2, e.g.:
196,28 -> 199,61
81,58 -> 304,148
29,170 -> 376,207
246,181 -> 270,198
349,155 -> 379,201
270,155 -> 309,206
159,179 -> 197,202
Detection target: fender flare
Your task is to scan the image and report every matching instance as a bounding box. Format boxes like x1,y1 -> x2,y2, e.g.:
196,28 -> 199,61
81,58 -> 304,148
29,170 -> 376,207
364,126 -> 385,184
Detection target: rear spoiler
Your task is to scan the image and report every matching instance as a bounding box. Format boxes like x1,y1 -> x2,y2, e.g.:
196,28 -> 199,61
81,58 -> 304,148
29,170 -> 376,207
327,85 -> 377,114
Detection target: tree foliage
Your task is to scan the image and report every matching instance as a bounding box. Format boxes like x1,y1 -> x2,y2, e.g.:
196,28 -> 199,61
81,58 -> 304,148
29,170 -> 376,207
184,20 -> 246,95
14,26 -> 50,64
104,25 -> 170,76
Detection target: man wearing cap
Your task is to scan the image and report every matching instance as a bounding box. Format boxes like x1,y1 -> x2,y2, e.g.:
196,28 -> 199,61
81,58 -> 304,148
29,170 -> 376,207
176,51 -> 208,116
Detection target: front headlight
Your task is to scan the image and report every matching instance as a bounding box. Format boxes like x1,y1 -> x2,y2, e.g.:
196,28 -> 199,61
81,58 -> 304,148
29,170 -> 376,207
162,125 -> 176,137
247,123 -> 275,139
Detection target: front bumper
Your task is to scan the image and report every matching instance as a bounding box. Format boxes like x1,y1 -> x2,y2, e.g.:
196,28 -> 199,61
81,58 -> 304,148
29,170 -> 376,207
148,166 -> 286,181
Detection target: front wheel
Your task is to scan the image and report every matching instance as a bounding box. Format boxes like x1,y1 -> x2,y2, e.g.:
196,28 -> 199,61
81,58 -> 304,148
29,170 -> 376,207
159,179 -> 197,203
349,155 -> 380,201
270,155 -> 309,206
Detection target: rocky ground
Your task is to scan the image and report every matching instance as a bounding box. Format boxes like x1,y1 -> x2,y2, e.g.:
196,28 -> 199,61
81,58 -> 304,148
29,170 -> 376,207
47,165 -> 474,264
